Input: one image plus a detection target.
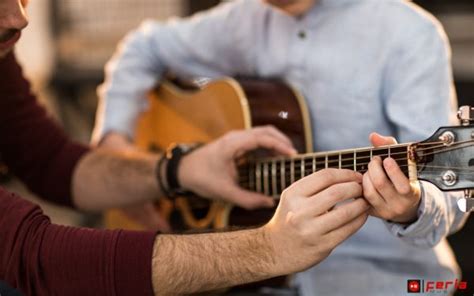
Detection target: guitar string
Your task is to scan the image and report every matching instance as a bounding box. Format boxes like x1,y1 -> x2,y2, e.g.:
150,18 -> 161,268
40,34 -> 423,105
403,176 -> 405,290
238,165 -> 474,179
239,159 -> 474,177
246,141 -> 442,165
405,139 -> 474,152
241,139 -> 474,170
238,141 -> 474,177
239,158 -> 474,182
239,165 -> 474,192
237,142 -> 474,185
238,166 -> 465,186
238,163 -> 472,183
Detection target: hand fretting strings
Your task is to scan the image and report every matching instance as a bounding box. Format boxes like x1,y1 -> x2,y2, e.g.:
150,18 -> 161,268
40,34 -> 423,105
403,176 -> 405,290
238,139 -> 474,196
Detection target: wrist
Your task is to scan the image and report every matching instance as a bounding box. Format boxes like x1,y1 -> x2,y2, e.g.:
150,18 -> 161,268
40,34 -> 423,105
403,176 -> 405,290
390,195 -> 422,224
157,144 -> 200,198
260,223 -> 286,277
385,181 -> 422,224
177,153 -> 192,192
174,144 -> 202,193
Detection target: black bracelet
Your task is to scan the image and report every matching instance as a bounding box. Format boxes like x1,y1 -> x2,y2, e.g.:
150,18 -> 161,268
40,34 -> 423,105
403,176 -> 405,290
166,145 -> 192,197
156,154 -> 171,197
158,144 -> 200,198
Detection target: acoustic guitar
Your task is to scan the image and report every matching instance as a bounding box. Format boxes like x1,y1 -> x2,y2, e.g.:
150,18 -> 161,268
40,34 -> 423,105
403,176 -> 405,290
105,78 -> 474,232
105,77 -> 312,231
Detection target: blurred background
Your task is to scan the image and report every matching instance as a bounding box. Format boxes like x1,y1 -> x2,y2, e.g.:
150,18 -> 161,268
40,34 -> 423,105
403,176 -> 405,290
6,0 -> 474,294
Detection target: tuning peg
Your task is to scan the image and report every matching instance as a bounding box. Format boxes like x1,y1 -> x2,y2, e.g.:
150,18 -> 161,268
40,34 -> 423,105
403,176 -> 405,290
457,106 -> 474,126
438,131 -> 455,146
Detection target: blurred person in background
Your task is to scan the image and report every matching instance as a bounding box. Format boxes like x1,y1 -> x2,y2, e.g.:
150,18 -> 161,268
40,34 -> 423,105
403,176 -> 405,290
93,0 -> 469,295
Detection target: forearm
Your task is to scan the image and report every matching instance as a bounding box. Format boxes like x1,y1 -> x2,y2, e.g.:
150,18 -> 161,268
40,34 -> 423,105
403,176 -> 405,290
151,228 -> 278,294
72,148 -> 162,211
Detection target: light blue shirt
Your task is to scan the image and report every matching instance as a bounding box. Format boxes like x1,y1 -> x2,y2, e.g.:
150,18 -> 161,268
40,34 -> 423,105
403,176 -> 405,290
93,0 -> 469,295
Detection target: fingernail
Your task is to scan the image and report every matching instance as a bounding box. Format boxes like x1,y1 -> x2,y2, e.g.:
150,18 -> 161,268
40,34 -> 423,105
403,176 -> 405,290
383,157 -> 395,168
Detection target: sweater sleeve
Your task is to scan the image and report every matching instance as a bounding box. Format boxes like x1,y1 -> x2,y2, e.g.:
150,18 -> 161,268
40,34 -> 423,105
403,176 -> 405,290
0,52 -> 89,207
0,186 -> 156,296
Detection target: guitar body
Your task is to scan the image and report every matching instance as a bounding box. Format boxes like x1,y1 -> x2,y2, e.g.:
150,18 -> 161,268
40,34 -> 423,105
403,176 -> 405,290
105,77 -> 313,231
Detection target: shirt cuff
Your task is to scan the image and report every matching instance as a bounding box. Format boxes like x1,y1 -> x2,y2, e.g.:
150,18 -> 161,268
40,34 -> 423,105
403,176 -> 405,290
114,230 -> 157,296
384,181 -> 444,247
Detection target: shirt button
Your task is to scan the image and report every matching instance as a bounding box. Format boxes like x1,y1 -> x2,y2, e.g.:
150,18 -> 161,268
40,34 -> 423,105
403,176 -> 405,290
298,30 -> 307,39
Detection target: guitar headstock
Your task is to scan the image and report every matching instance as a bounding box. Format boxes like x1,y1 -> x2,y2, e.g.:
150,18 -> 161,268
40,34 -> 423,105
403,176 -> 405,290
415,126 -> 474,191
415,106 -> 474,192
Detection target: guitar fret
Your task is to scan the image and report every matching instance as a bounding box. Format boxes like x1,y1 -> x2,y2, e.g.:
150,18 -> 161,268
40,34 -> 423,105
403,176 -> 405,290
355,149 -> 371,173
272,160 -> 277,197
256,163 -> 262,193
249,164 -> 255,191
290,159 -> 295,184
301,159 -> 305,178
353,150 -> 357,171
244,144 -> 414,196
263,162 -> 269,196
281,159 -> 286,191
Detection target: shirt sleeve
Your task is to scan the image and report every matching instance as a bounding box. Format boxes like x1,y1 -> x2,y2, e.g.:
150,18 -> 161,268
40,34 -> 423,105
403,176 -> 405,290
92,0 -> 257,143
385,182 -> 467,248
0,52 -> 89,208
0,187 -> 156,296
381,13 -> 469,247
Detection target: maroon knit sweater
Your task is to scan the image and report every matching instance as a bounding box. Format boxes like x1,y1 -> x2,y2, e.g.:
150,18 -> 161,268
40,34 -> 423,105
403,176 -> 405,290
0,52 -> 155,296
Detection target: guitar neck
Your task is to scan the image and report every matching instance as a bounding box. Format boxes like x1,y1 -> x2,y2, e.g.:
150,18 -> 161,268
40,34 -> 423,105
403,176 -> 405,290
239,143 -> 411,197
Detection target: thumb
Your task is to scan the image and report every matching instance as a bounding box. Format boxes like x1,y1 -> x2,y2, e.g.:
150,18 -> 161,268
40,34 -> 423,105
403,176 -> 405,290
369,132 -> 397,147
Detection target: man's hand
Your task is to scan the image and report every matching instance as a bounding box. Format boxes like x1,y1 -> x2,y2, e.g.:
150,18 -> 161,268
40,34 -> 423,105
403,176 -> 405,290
152,169 -> 368,294
178,126 -> 297,209
264,169 -> 369,274
363,132 -> 421,223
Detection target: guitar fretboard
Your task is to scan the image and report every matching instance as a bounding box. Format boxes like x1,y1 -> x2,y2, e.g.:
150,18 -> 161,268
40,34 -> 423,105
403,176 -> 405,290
238,144 -> 410,197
